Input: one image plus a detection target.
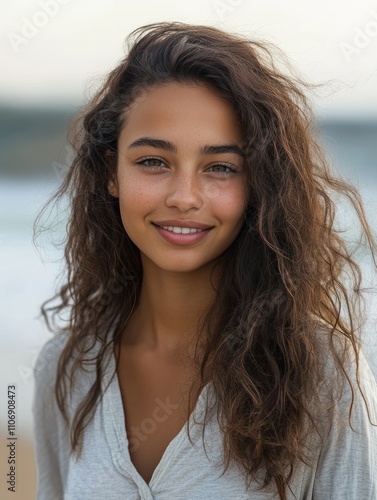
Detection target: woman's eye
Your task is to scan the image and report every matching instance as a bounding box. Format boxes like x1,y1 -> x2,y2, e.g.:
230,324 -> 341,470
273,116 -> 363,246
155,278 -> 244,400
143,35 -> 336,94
208,164 -> 238,175
136,157 -> 166,169
136,158 -> 238,175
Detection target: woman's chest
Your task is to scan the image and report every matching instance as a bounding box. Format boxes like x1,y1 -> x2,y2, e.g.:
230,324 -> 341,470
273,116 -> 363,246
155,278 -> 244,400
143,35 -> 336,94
115,344 -> 201,485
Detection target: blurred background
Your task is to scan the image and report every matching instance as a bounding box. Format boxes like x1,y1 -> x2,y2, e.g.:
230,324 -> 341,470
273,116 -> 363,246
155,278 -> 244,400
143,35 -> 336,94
1,0 -> 377,498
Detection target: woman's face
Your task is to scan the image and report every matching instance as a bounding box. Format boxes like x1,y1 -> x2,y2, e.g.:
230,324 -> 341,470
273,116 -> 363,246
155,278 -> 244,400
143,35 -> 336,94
109,82 -> 248,274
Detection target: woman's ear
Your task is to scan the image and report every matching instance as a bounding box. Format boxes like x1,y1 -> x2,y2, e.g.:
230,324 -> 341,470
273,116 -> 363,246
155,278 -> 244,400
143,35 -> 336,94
108,176 -> 119,198
106,149 -> 119,197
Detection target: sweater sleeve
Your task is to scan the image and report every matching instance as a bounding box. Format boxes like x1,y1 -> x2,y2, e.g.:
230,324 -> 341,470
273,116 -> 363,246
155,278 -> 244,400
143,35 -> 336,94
312,349 -> 377,499
32,332 -> 71,500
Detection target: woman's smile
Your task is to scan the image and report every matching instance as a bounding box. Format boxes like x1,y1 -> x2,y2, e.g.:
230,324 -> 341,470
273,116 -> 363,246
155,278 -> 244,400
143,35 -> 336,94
108,82 -> 249,273
152,222 -> 213,246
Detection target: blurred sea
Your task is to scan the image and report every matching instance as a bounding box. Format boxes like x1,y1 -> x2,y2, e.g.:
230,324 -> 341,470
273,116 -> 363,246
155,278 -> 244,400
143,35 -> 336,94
0,108 -> 377,440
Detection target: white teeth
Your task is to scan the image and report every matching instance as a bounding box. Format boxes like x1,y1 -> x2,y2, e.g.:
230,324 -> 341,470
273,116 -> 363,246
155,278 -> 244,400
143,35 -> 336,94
160,225 -> 204,234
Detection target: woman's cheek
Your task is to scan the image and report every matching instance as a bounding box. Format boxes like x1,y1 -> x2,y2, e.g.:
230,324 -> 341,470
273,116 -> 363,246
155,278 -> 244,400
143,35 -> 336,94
119,177 -> 159,211
214,183 -> 248,217
201,178 -> 233,200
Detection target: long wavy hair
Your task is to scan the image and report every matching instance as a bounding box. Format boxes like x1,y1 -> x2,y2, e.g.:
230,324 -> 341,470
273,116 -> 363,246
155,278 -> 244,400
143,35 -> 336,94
35,21 -> 377,499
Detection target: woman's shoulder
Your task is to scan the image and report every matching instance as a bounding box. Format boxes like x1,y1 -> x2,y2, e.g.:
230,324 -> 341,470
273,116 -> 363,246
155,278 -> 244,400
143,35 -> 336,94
33,331 -> 70,387
33,330 -> 112,404
36,331 -> 70,360
303,329 -> 377,496
326,345 -> 377,423
310,324 -> 377,443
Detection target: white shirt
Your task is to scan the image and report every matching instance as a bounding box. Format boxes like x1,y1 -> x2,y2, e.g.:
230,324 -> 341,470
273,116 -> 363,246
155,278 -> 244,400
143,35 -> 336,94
32,331 -> 377,499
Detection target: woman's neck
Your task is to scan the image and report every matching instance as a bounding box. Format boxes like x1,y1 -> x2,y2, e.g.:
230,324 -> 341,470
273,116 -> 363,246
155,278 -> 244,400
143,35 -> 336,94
120,255 -> 222,356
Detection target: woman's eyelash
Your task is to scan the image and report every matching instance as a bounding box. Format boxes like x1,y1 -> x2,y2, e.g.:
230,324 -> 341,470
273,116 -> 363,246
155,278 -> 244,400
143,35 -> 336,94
135,156 -> 238,175
136,157 -> 166,169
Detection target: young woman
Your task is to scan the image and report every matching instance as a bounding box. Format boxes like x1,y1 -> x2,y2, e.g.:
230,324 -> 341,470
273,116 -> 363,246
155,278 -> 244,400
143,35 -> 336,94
33,21 -> 377,499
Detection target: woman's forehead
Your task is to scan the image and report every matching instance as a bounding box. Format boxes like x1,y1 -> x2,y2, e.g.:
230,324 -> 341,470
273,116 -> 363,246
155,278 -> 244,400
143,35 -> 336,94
119,82 -> 243,147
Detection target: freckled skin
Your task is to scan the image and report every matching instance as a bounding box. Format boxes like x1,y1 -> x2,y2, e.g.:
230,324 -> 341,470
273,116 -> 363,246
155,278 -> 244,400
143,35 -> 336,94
109,82 -> 249,275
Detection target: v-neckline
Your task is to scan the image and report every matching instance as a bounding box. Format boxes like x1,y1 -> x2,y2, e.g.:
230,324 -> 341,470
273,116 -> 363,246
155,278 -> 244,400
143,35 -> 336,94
102,344 -> 212,492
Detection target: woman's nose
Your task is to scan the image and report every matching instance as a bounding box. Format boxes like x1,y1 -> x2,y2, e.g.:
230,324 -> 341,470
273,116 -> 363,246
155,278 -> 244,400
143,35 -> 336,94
165,170 -> 204,211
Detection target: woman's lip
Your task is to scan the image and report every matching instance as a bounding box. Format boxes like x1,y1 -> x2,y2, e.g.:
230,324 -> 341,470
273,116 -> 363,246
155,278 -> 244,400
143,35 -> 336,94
152,224 -> 212,245
153,221 -> 213,230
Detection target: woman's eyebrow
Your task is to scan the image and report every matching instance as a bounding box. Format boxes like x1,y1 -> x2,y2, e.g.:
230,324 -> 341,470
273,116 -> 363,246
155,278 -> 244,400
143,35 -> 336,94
127,136 -> 245,158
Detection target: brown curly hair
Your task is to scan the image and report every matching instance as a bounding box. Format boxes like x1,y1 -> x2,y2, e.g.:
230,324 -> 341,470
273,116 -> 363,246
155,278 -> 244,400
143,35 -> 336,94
35,21 -> 377,499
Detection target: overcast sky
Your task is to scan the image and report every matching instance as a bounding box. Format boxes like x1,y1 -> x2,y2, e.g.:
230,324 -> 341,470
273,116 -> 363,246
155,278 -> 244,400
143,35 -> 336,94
1,0 -> 377,118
